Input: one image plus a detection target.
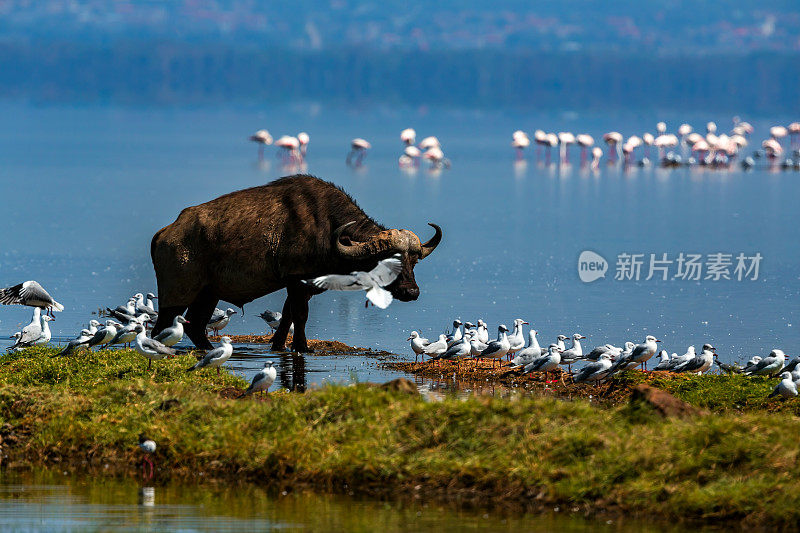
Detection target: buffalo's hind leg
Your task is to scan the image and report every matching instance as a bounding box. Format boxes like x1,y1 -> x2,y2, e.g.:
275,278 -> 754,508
270,296 -> 293,351
288,283 -> 313,353
184,287 -> 217,350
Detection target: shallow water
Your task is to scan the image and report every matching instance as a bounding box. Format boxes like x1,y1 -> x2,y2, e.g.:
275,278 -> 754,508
0,103 -> 798,372
0,470 -> 684,532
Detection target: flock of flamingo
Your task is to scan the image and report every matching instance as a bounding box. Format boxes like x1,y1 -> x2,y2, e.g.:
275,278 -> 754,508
512,119 -> 800,170
248,118 -> 800,172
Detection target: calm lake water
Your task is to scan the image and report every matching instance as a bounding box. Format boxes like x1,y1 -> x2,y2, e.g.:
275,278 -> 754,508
0,102 -> 798,378
0,470 -> 686,532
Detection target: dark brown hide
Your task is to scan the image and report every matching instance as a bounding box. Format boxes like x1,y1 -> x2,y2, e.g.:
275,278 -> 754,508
150,175 -> 440,351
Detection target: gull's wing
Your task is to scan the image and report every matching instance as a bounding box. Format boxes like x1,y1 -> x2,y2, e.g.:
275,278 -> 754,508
365,287 -> 393,309
309,274 -> 365,291
369,255 -> 403,287
142,337 -> 176,355
208,308 -> 225,324
630,344 -> 647,360
153,327 -> 174,343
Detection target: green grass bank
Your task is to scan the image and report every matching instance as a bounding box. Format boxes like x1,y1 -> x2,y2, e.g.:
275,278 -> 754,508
0,346 -> 799,528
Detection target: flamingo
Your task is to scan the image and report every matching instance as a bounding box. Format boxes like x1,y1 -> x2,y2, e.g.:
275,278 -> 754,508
602,132 -> 623,162
274,135 -> 301,164
511,131 -> 530,160
590,147 -> 602,170
544,133 -> 558,165
656,121 -> 667,135
692,139 -> 710,163
418,136 -> 441,150
622,135 -> 642,165
789,122 -> 800,148
533,129 -> 547,160
399,145 -> 421,168
347,138 -> 371,167
423,146 -> 450,169
401,128 -> 416,146
557,132 -> 575,164
297,132 -> 310,159
576,134 -> 594,165
642,133 -> 654,159
249,129 -> 273,159
770,126 -> 788,149
654,134 -> 678,162
762,138 -> 783,161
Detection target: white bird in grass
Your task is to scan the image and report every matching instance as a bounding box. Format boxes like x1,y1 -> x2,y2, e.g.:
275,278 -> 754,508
475,320 -> 489,344
153,315 -> 189,347
105,314 -> 150,348
138,433 -> 157,478
572,353 -> 614,385
423,334 -> 448,358
522,344 -> 562,382
54,328 -> 95,357
306,253 -> 402,309
652,350 -> 672,371
0,280 -> 64,316
133,324 -> 176,370
511,329 -> 542,366
506,319 -> 528,359
478,325 -> 510,368
469,335 -> 489,356
207,308 -> 237,335
555,334 -> 568,352
560,333 -> 586,372
134,292 -> 158,317
11,307 -> 41,349
407,331 -> 430,362
11,311 -> 53,349
446,319 -> 464,348
744,350 -> 786,377
187,336 -> 233,374
770,372 -> 799,399
630,335 -> 661,370
669,346 -> 696,369
244,361 -> 277,398
672,344 -> 715,374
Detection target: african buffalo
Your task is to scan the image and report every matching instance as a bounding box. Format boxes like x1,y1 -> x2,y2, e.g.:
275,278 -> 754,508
150,174 -> 441,352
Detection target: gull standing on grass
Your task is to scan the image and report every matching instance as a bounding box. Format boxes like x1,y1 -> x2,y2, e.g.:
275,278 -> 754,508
511,329 -> 542,366
53,328 -> 95,357
207,308 -> 237,335
560,333 -> 586,369
630,335 -> 661,370
10,308 -> 42,349
769,372 -> 798,399
133,324 -> 176,370
11,313 -> 53,349
153,315 -> 189,347
744,350 -> 786,377
506,319 -> 528,359
479,325 -> 510,368
244,361 -> 277,397
522,344 -> 562,383
187,336 -> 233,374
0,280 -> 64,316
407,331 -> 430,362
672,344 -> 715,374
572,353 -> 614,385
652,350 -> 672,371
305,253 -> 402,309
105,314 -> 150,348
134,293 -> 158,318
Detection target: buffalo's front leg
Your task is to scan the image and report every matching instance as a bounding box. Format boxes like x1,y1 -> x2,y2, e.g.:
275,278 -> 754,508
184,287 -> 218,350
288,283 -> 313,353
270,296 -> 293,351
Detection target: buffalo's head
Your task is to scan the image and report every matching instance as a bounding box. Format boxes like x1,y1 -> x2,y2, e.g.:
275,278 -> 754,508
334,222 -> 442,301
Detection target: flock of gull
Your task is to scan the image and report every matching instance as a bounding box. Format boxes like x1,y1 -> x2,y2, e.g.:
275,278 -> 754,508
249,119 -> 800,172
1,280 -> 277,396
510,119 -> 800,170
407,318 -> 796,398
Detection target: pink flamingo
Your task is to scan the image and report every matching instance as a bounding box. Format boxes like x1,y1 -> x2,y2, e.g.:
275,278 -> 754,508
511,131 -> 530,160
770,126 -> 788,149
533,130 -> 547,160
297,132 -> 310,160
347,138 -> 371,167
642,133 -> 654,159
275,135 -> 301,164
249,129 -> 273,160
590,147 -> 602,170
557,132 -> 575,164
789,122 -> 800,148
576,134 -> 594,166
401,128 -> 416,146
544,133 -> 558,165
603,132 -> 623,162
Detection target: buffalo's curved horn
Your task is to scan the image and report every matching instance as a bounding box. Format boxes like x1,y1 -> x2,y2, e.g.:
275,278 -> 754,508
419,223 -> 442,259
334,221 -> 419,259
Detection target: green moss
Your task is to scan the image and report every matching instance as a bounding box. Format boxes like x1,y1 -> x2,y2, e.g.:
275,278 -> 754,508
1,347 -> 800,527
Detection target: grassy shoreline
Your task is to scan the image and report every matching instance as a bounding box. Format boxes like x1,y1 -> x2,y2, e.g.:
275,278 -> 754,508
1,346 -> 800,528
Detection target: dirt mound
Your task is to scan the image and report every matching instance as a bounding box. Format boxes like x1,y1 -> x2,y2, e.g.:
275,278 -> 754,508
630,384 -> 708,417
370,377 -> 419,395
209,334 -> 386,355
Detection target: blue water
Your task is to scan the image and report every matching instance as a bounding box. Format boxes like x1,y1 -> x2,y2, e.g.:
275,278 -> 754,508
0,103 -> 798,369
